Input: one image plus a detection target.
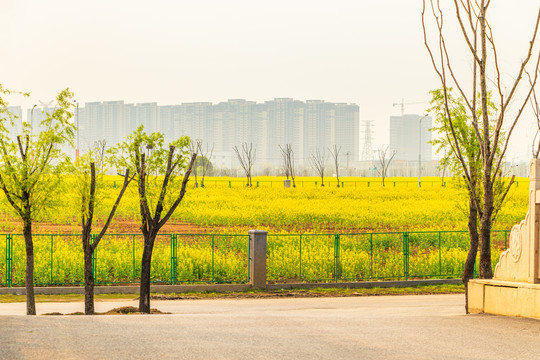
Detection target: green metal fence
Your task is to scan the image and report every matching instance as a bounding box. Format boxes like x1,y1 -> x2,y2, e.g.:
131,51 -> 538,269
172,179 -> 528,189
266,230 -> 509,283
0,230 -> 511,287
0,233 -> 250,287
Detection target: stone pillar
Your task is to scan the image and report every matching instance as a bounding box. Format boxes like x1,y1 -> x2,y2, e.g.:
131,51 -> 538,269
530,159 -> 540,283
248,230 -> 267,289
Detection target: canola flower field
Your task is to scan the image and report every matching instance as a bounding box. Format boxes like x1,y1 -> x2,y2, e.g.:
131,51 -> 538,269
0,176 -> 530,286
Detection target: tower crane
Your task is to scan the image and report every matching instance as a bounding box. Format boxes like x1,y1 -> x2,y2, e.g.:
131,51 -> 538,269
392,99 -> 428,116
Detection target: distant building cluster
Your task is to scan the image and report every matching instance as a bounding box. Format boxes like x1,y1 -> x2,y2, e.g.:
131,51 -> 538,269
389,114 -> 432,162
24,99 -> 359,169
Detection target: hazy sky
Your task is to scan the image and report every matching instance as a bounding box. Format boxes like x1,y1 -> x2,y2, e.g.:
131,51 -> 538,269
2,0 -> 540,160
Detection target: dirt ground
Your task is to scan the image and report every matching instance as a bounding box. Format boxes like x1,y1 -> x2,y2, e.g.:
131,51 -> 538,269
1,217 -> 215,235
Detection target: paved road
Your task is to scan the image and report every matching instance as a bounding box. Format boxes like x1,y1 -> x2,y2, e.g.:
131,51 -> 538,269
0,295 -> 539,359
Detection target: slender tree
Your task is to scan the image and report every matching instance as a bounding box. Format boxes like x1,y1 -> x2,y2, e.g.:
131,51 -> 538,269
109,125 -> 196,313
422,0 -> 540,279
233,143 -> 256,187
189,139 -> 202,187
73,147 -> 134,314
199,142 -> 214,187
93,139 -> 107,172
310,148 -> 328,186
375,146 -> 396,186
329,144 -> 341,187
279,144 -> 296,187
0,85 -> 75,315
429,88 -> 514,311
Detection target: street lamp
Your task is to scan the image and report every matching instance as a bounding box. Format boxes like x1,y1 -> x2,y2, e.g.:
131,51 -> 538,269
418,114 -> 429,187
73,100 -> 79,161
30,104 -> 37,135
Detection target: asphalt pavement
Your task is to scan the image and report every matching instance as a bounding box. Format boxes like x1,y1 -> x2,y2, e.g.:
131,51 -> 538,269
0,294 -> 539,359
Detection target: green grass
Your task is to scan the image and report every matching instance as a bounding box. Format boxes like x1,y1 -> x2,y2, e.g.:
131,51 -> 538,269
0,284 -> 464,303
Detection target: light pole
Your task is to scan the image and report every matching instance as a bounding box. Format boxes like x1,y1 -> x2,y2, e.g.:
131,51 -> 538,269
418,114 -> 429,187
30,104 -> 37,135
73,100 -> 79,161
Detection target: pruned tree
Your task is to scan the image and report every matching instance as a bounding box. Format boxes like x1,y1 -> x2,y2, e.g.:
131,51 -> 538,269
93,139 -> 107,172
73,146 -> 135,314
279,144 -> 296,187
0,85 -> 75,315
189,139 -> 202,187
109,125 -> 196,313
233,142 -> 256,187
310,148 -> 328,187
422,1 -> 540,285
199,142 -> 214,187
329,144 -> 341,187
375,146 -> 396,186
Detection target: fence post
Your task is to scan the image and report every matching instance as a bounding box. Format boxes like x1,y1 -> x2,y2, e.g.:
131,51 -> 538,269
6,234 -> 12,287
132,235 -> 136,282
211,235 -> 215,282
299,235 -> 302,280
370,233 -> 374,278
438,231 -> 442,276
248,230 -> 267,289
50,235 -> 54,285
403,232 -> 409,280
334,234 -> 341,282
171,234 -> 177,285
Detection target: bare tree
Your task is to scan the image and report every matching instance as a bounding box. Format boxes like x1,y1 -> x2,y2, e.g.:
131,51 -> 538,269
233,143 -> 256,187
189,139 -> 202,187
93,139 -> 107,172
75,145 -> 134,314
199,142 -> 214,187
310,148 -> 328,187
528,73 -> 540,159
329,144 -> 341,187
279,144 -> 296,187
422,1 -> 540,286
375,146 -> 396,186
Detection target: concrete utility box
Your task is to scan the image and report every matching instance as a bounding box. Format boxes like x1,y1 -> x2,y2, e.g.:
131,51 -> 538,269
468,159 -> 540,319
284,179 -> 291,188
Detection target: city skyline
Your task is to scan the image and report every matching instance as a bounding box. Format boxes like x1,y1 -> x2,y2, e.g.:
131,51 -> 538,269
3,1 -> 539,162
16,98 -> 360,169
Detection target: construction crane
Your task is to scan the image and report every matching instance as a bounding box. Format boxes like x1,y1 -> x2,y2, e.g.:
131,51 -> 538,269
392,99 -> 428,116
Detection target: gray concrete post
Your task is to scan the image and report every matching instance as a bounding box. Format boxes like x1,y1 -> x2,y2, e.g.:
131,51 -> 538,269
248,230 -> 268,289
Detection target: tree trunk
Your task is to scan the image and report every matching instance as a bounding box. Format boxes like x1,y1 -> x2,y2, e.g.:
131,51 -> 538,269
479,187 -> 494,278
23,219 -> 36,315
462,196 -> 479,313
478,1 -> 493,280
139,233 -> 155,313
83,244 -> 95,315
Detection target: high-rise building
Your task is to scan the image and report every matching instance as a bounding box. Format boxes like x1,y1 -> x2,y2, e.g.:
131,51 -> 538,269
18,99 -> 360,168
389,114 -> 432,162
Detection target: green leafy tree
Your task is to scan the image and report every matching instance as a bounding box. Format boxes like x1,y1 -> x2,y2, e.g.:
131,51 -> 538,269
429,89 -> 514,289
109,125 -> 196,313
0,85 -> 75,315
422,0 -> 540,283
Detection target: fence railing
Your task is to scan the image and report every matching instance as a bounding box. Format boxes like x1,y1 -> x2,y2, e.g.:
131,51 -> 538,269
0,233 -> 250,287
0,230 -> 509,287
266,230 -> 509,283
138,179 -> 525,189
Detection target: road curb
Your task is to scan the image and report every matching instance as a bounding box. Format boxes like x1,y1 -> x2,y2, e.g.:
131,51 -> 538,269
0,279 -> 462,295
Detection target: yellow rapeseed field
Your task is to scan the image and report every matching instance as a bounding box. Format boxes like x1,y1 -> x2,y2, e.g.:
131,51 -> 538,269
0,176 -> 530,286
